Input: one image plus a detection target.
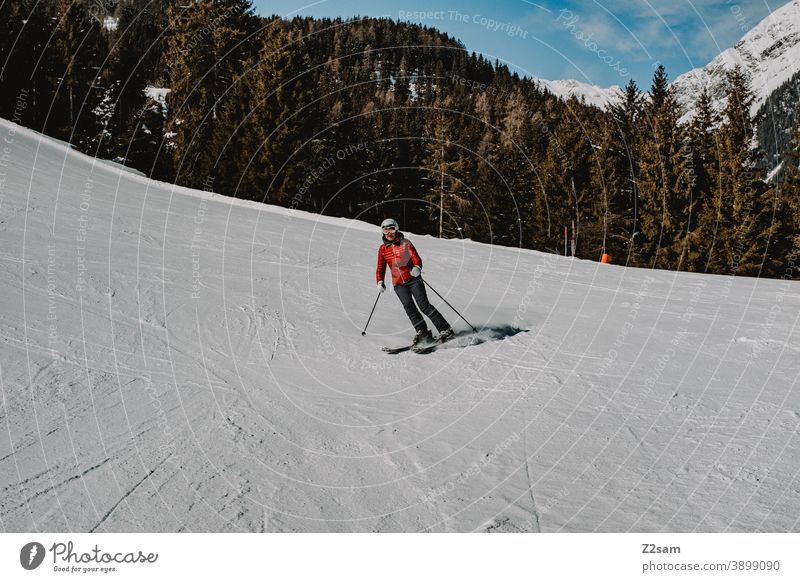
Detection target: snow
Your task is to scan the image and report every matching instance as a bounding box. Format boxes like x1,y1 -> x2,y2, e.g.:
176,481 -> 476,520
767,162 -> 784,182
673,0 -> 800,123
409,79 -> 419,101
1,117 -> 799,533
144,87 -> 171,121
144,87 -> 171,108
538,78 -> 622,109
103,17 -> 118,32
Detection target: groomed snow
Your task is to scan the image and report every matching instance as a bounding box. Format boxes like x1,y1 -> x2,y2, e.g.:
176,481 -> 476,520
1,118 -> 799,533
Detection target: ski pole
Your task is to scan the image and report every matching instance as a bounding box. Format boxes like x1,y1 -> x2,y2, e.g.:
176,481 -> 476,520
421,277 -> 477,332
361,289 -> 382,335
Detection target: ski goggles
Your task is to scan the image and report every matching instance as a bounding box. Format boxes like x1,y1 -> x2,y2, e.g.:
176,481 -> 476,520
382,226 -> 397,232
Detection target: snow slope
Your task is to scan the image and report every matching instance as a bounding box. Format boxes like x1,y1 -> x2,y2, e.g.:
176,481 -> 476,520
672,0 -> 800,122
1,119 -> 799,533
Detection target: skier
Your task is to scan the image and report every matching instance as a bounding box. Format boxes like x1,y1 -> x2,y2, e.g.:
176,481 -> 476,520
375,218 -> 454,347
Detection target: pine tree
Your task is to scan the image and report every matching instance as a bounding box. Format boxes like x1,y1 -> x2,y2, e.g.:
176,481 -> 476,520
103,1 -> 172,168
634,65 -> 692,270
773,116 -> 800,278
0,1 -> 57,128
497,89 -> 536,248
718,66 -> 778,276
51,0 -> 107,144
592,80 -> 642,263
425,101 -> 470,239
242,23 -> 324,205
474,126 -> 506,244
164,0 -> 258,188
541,97 -> 598,258
684,88 -> 722,272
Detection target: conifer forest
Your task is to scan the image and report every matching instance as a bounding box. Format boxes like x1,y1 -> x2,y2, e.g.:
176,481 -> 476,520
3,0 -> 799,279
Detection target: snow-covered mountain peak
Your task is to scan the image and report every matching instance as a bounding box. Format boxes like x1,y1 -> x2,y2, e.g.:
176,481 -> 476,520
538,78 -> 623,109
537,1 -> 800,116
672,0 -> 800,121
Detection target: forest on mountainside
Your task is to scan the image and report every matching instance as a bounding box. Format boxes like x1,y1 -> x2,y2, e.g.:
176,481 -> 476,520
757,70 -> 800,181
2,0 -> 799,279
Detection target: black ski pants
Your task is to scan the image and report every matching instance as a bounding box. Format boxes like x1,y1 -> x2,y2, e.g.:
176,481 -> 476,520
394,276 -> 450,334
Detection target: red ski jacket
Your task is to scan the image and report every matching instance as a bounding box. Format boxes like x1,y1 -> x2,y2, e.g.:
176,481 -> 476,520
376,232 -> 422,286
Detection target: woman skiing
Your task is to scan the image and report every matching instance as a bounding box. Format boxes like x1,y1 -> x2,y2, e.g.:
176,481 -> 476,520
375,218 -> 454,346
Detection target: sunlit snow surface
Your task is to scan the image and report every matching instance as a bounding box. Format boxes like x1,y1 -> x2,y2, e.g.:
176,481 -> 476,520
0,118 -> 799,533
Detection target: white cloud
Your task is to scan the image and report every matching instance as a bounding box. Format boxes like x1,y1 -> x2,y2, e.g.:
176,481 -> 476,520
552,0 -> 782,72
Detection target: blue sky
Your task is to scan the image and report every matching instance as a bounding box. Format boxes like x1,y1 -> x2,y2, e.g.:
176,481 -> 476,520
253,0 -> 783,88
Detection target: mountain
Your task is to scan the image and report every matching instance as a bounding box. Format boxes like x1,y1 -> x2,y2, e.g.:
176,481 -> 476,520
671,0 -> 800,122
537,78 -> 623,109
499,1 -> 800,120
2,117 -> 799,532
756,69 -> 800,178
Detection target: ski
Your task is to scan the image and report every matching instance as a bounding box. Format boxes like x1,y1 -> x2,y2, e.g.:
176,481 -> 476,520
384,332 -> 456,355
382,345 -> 413,354
411,343 -> 439,354
411,332 -> 455,354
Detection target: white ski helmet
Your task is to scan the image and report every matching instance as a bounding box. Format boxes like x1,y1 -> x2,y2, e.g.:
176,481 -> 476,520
381,218 -> 399,230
